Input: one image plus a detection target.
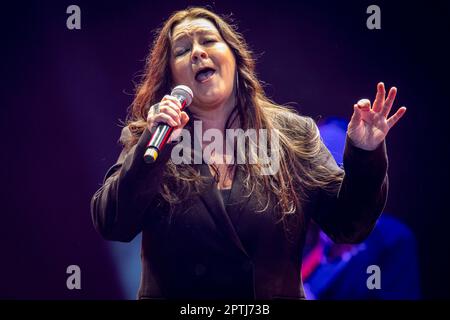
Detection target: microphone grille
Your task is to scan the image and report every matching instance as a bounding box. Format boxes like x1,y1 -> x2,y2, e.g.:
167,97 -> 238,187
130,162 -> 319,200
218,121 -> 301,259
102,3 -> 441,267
171,85 -> 193,106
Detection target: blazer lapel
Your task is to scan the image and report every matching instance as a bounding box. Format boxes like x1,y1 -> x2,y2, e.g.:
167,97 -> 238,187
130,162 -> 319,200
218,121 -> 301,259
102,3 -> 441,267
197,164 -> 249,258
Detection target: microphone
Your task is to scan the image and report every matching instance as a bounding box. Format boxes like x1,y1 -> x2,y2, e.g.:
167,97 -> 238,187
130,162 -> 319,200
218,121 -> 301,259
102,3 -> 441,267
143,85 -> 193,164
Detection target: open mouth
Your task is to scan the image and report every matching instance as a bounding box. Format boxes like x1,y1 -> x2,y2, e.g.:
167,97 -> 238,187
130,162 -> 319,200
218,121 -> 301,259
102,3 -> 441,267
195,67 -> 216,83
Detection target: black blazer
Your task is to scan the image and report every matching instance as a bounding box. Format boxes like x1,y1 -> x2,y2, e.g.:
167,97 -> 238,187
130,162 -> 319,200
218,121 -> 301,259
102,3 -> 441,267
91,114 -> 388,299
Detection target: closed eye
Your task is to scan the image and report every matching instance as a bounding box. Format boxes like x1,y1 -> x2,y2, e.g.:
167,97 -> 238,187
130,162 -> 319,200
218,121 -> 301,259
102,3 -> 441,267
174,38 -> 217,57
174,48 -> 189,57
203,38 -> 217,45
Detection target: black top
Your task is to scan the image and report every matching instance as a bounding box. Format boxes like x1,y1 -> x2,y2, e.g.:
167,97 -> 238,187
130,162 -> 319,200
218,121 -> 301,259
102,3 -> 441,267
91,113 -> 389,300
220,188 -> 238,226
220,188 -> 232,205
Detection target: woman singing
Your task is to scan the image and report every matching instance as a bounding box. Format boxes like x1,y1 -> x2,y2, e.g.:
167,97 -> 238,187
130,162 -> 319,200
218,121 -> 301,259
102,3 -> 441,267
91,7 -> 406,299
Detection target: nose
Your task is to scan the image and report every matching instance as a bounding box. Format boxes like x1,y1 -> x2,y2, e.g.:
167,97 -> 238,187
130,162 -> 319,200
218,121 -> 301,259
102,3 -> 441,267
191,43 -> 208,62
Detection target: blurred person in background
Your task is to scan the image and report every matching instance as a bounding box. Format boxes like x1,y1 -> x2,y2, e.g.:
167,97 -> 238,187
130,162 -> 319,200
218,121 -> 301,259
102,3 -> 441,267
302,118 -> 420,300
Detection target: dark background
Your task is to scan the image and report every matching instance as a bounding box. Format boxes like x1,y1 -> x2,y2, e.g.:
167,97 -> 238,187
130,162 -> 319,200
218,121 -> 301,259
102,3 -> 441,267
1,0 -> 449,299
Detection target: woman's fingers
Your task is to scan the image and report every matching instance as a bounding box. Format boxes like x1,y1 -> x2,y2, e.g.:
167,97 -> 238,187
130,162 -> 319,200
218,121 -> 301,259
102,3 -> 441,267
159,104 -> 181,125
357,84 -> 398,118
180,111 -> 190,126
351,104 -> 362,122
146,110 -> 178,131
372,82 -> 386,112
153,113 -> 179,127
146,96 -> 184,132
382,86 -> 397,117
357,99 -> 371,110
161,95 -> 182,117
387,106 -> 407,129
168,112 -> 190,143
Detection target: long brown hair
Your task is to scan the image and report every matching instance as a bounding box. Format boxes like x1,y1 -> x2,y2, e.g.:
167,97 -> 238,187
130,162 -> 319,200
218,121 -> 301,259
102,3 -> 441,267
123,7 -> 343,231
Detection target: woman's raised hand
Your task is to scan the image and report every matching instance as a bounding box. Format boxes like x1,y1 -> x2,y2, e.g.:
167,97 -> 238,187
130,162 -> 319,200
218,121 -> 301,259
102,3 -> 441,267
347,82 -> 407,151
